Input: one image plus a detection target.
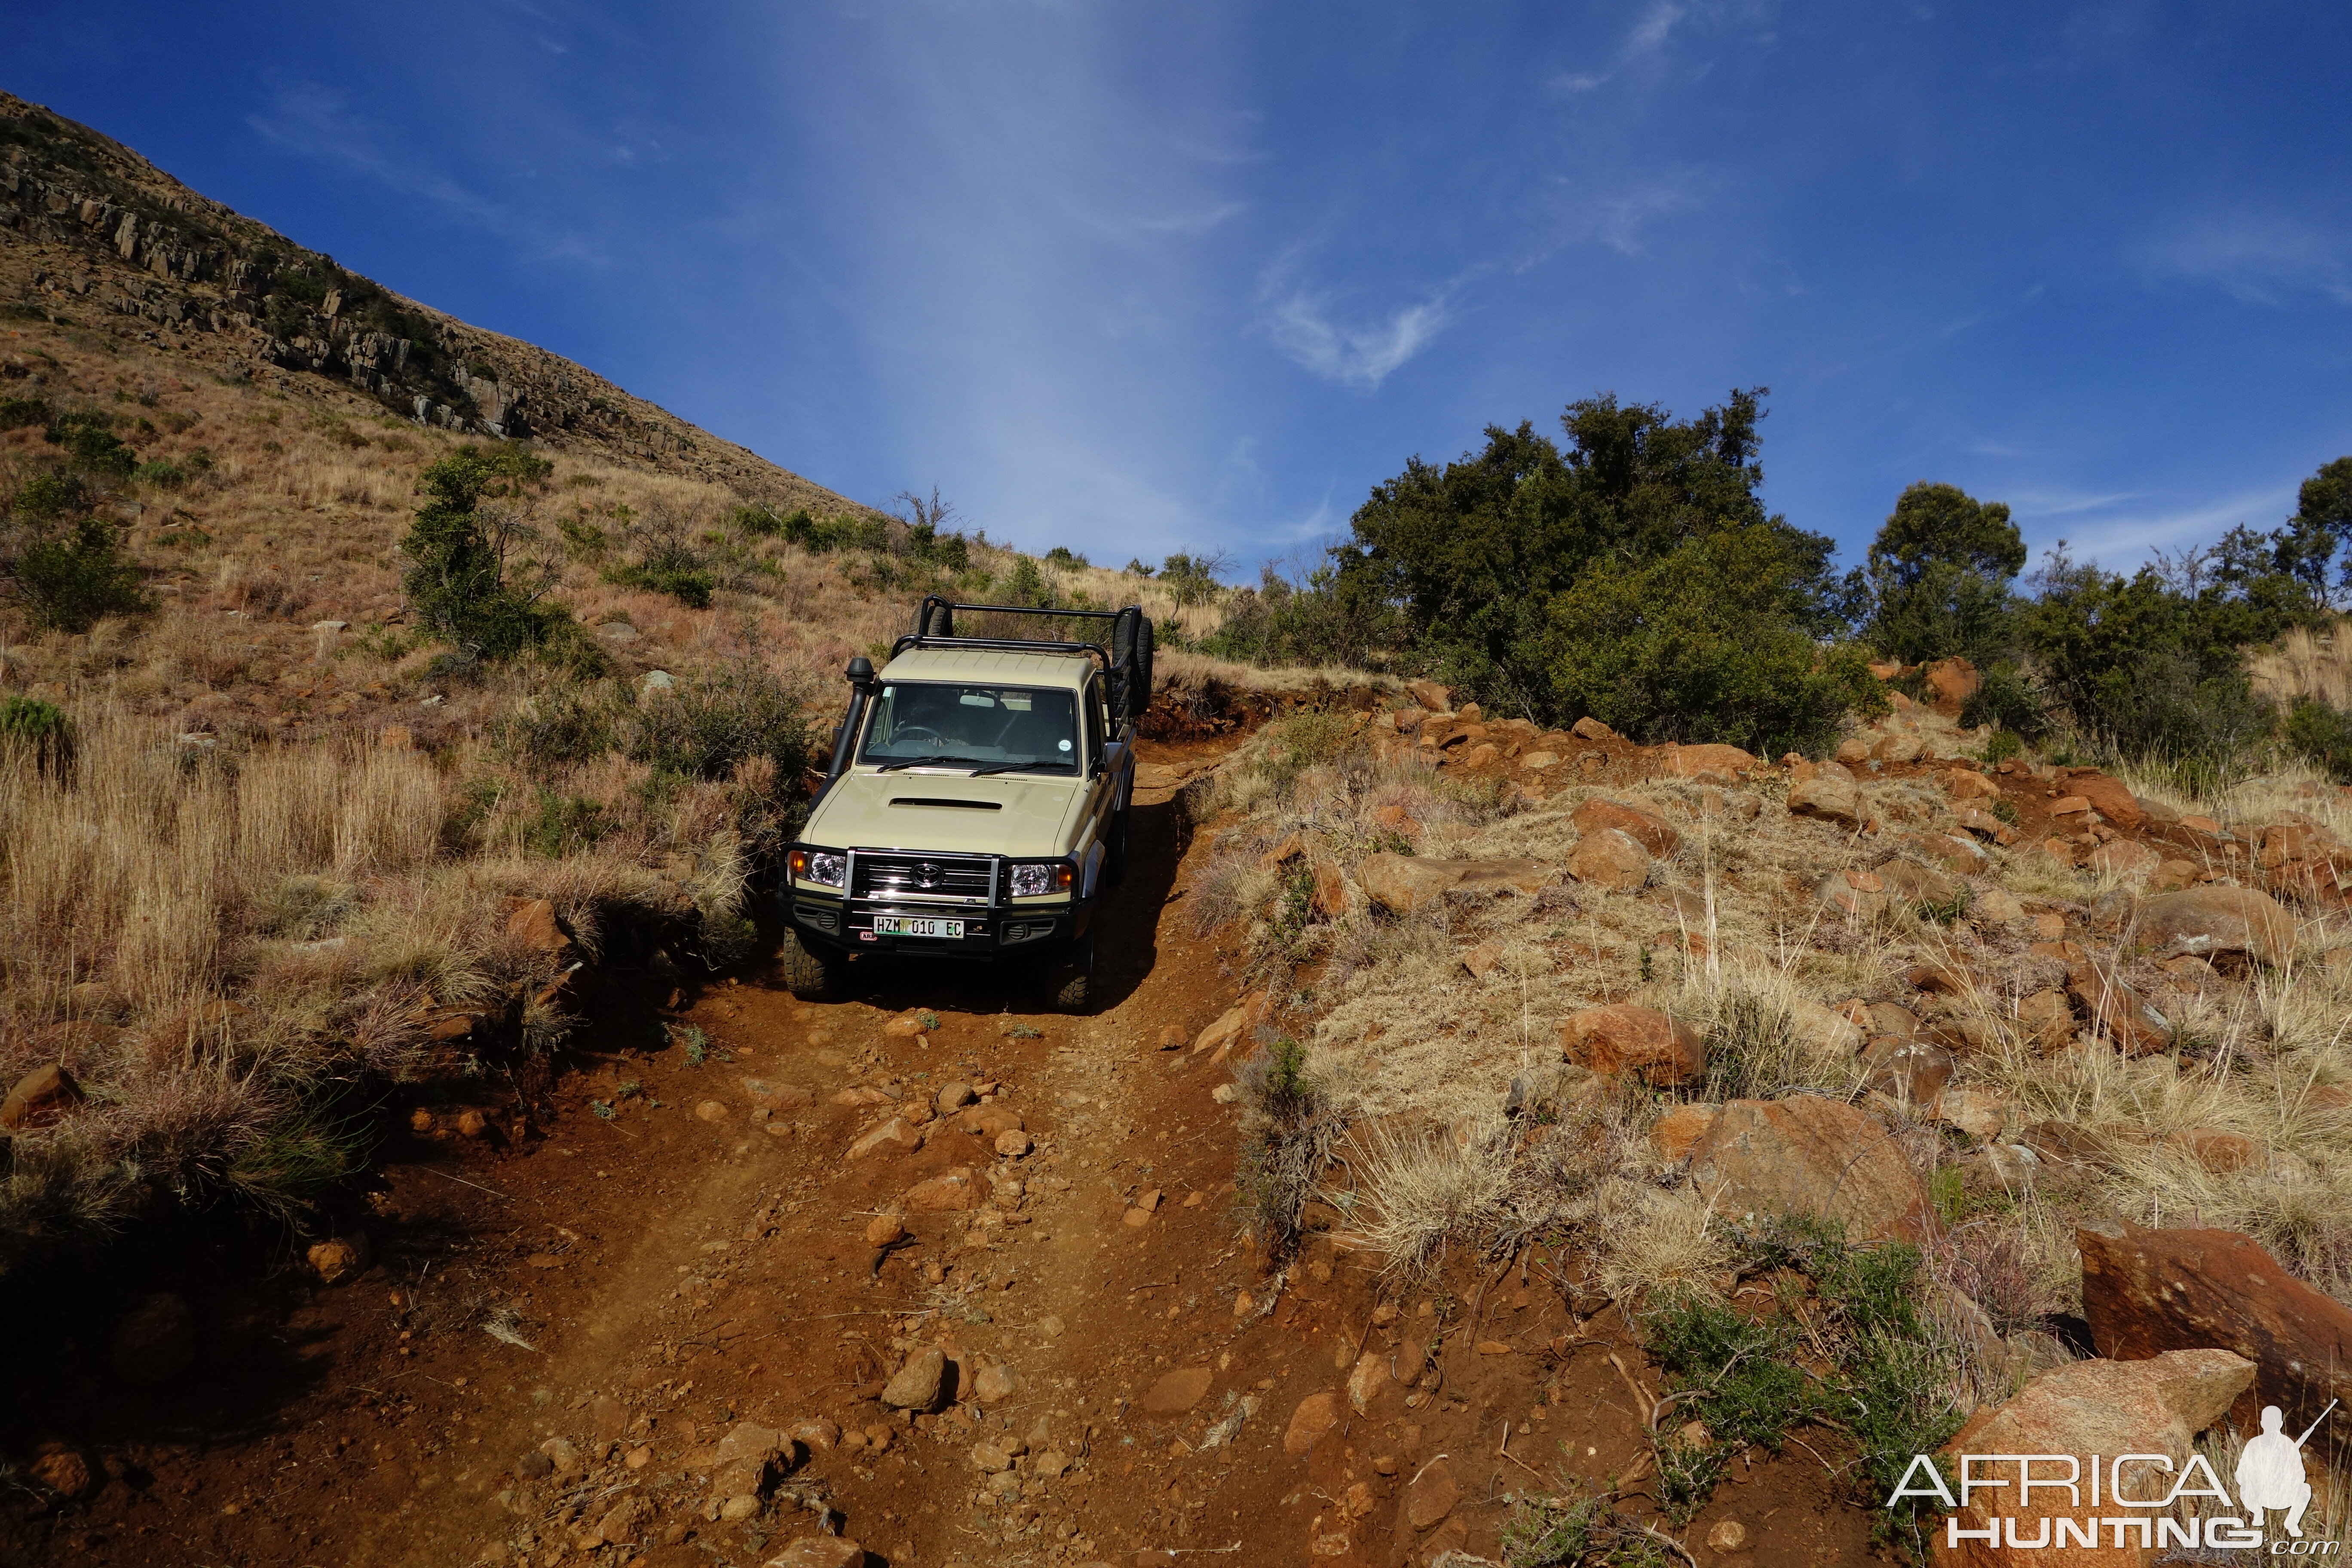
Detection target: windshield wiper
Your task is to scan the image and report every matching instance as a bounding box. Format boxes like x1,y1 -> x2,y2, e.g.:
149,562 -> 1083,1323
875,754 -> 983,773
967,761 -> 1072,777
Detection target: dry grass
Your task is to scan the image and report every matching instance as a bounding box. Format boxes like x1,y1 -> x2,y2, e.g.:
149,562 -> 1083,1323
2249,618 -> 2352,710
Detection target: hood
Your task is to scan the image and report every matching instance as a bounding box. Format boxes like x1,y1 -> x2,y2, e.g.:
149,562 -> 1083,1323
804,769 -> 1083,859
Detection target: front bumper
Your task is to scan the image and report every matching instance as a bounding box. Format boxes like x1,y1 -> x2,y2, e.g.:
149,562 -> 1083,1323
784,888 -> 1089,961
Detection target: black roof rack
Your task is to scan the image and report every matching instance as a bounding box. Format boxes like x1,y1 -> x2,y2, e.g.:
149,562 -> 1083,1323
890,596 -> 1157,719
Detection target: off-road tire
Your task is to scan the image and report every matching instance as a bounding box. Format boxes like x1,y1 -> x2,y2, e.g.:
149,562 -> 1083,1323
1112,613 -> 1155,719
778,930 -> 844,1001
1050,936 -> 1095,1014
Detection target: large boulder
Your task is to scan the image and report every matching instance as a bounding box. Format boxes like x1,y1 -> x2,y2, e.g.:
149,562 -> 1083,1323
1559,1005 -> 1703,1087
1684,1098 -> 1928,1242
1567,827 -> 1651,893
0,1063 -> 83,1131
2079,1219 -> 2352,1460
1935,1349 -> 2254,1567
1357,854 -> 1456,913
1787,774 -> 1864,830
2137,885 -> 2296,967
1656,743 -> 1755,782
1569,798 -> 1680,858
1922,657 -> 1980,714
1873,856 -> 1963,909
1357,854 -> 1547,913
2064,770 -> 2143,830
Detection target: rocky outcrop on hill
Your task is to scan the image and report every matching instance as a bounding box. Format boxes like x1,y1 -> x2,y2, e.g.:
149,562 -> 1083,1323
0,91 -> 849,510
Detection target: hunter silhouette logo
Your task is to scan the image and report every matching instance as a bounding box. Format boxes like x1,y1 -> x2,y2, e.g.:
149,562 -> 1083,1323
2240,1401 -> 2336,1538
1886,1399 -> 2339,1553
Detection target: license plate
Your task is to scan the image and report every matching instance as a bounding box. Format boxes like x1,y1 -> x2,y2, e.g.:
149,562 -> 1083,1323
873,915 -> 965,939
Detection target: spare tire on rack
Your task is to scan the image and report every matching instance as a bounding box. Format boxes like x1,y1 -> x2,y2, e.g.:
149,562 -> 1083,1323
1110,609 -> 1154,719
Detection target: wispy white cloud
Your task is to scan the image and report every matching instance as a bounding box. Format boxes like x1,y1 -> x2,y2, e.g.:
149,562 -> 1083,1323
1262,279 -> 1452,389
2141,212 -> 2352,306
246,83 -> 599,263
2004,485 -> 2141,519
2027,484 -> 2293,570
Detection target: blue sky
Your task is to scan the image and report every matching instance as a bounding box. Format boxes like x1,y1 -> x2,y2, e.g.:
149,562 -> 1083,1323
13,2 -> 2352,581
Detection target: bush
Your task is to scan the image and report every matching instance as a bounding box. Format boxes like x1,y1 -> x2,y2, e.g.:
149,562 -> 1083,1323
1158,551 -> 1227,606
45,411 -> 136,477
1045,545 -> 1087,569
399,446 -> 560,658
605,539 -> 715,607
520,790 -> 609,857
628,661 -> 814,783
2285,696 -> 2352,781
0,694 -> 73,774
496,681 -> 625,774
9,516 -> 152,631
1544,525 -> 1883,756
1959,658 -> 2046,738
0,395 -> 51,430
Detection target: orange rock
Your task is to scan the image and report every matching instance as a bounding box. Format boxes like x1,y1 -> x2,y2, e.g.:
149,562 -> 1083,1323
1282,1391 -> 1343,1455
1569,797 -> 1680,857
1560,1005 -> 1704,1087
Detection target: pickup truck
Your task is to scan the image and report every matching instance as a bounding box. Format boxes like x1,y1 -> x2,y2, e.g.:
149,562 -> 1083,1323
777,595 -> 1153,1011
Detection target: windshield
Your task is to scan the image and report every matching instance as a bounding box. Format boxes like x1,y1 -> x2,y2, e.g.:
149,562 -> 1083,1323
858,683 -> 1081,775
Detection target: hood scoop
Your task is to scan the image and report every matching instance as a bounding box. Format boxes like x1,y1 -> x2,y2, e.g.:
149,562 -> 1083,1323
890,796 -> 1003,811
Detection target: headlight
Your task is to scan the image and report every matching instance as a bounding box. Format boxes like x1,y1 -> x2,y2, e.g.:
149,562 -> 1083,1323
790,848 -> 846,888
1009,860 -> 1074,897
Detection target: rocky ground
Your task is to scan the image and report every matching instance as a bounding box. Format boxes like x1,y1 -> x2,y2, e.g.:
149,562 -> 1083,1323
13,670 -> 2352,1568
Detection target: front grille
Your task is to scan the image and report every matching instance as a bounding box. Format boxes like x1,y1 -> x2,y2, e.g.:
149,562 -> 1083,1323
851,851 -> 995,906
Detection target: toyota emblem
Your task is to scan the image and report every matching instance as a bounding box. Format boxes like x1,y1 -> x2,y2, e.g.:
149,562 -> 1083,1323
916,862 -> 942,889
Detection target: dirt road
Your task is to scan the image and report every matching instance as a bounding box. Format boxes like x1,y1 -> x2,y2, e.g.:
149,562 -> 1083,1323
8,736 -> 1872,1568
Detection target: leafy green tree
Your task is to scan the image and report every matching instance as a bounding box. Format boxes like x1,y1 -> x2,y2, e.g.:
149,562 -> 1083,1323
2017,547 -> 2280,766
1334,389 -> 1848,711
1868,482 -> 2025,587
399,445 -> 559,658
1543,525 -> 1883,756
1,469 -> 150,632
1862,482 -> 2026,669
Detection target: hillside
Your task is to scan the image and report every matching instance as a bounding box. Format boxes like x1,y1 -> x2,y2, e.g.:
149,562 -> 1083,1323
1,91 -> 848,507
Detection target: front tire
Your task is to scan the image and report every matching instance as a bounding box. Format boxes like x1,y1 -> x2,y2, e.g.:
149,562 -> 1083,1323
778,930 -> 845,1001
1049,936 -> 1094,1014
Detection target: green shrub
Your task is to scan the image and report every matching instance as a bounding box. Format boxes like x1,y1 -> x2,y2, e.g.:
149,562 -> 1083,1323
1045,545 -> 1087,569
45,411 -> 136,477
10,516 -> 152,631
496,681 -> 625,774
0,395 -> 51,430
1544,525 -> 1883,757
132,458 -> 185,489
605,546 -> 714,607
2285,697 -> 2352,782
10,471 -> 85,522
1960,659 -> 2046,738
520,789 -> 609,857
399,446 -> 560,658
627,661 -> 814,783
0,695 -> 73,774
1158,551 -> 1227,606
1642,1292 -> 1816,1522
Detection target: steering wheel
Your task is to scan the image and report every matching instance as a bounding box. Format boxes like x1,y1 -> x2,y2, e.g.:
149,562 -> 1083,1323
892,725 -> 949,747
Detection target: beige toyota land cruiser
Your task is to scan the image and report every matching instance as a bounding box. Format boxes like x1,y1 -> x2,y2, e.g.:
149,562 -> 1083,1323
778,595 -> 1153,1011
